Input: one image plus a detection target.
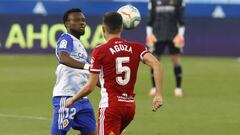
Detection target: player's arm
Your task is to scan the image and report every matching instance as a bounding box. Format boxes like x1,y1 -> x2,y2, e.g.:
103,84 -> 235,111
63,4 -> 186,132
65,47 -> 102,107
142,53 -> 163,112
146,0 -> 157,47
65,73 -> 99,107
58,51 -> 90,70
173,0 -> 185,48
178,0 -> 185,29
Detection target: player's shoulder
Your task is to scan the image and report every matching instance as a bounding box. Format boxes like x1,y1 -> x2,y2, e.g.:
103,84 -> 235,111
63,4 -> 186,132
125,40 -> 145,48
94,42 -> 109,51
91,43 -> 105,56
57,33 -> 73,45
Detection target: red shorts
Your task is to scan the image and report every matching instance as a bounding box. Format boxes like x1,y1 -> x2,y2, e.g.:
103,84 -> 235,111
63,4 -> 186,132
98,106 -> 135,135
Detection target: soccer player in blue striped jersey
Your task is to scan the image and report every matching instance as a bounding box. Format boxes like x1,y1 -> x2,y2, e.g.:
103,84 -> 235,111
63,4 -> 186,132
51,8 -> 97,135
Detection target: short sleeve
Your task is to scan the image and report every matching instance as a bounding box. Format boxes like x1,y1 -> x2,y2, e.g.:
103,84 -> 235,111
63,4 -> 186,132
89,48 -> 102,74
139,44 -> 150,60
56,34 -> 73,54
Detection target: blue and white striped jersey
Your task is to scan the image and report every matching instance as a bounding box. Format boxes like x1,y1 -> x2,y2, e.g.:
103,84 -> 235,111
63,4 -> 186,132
52,33 -> 89,97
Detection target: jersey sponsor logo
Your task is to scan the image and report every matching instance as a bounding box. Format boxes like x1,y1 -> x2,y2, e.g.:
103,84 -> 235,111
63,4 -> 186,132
117,93 -> 134,103
156,6 -> 175,13
109,44 -> 132,55
75,53 -> 88,63
59,39 -> 67,49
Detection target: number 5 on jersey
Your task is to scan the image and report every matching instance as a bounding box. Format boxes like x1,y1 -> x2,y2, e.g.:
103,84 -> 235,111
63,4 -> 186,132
116,57 -> 131,85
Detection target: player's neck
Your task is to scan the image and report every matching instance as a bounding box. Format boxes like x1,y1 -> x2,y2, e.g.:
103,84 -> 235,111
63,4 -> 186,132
68,30 -> 82,40
106,34 -> 121,41
70,32 -> 81,39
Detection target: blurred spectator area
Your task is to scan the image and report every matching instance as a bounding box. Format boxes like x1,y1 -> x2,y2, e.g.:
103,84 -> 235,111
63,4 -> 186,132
1,0 -> 240,4
0,0 -> 240,56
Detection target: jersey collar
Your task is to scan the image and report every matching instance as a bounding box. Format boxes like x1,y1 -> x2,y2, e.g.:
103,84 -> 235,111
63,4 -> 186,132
108,37 -> 122,43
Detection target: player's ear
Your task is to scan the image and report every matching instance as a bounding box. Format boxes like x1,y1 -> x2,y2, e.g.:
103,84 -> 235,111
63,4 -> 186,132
120,25 -> 123,33
64,22 -> 68,29
102,25 -> 106,33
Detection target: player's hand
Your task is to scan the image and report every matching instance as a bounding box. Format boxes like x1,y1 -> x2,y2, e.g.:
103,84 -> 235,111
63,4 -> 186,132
173,34 -> 185,48
146,33 -> 157,47
152,96 -> 163,112
65,98 -> 74,108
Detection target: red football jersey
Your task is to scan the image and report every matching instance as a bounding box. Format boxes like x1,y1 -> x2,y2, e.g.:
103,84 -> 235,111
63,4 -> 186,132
90,37 -> 149,108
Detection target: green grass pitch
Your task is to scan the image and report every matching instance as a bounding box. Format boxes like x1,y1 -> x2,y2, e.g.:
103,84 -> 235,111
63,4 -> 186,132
0,54 -> 240,135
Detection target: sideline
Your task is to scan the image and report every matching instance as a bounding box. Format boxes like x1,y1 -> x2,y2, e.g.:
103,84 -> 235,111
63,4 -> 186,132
0,113 -> 51,121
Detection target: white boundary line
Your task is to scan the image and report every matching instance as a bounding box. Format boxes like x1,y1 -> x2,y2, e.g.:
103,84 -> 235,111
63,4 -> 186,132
0,113 -> 51,121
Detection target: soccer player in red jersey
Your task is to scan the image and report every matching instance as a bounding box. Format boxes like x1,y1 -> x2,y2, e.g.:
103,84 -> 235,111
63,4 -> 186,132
65,12 -> 163,135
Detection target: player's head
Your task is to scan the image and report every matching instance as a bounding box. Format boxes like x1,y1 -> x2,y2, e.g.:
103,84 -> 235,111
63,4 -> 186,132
102,12 -> 123,37
63,8 -> 86,36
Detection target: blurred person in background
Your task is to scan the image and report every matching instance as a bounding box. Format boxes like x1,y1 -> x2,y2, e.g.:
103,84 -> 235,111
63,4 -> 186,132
51,8 -> 97,135
146,0 -> 185,97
